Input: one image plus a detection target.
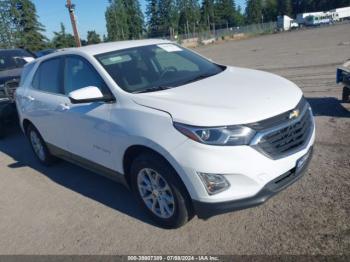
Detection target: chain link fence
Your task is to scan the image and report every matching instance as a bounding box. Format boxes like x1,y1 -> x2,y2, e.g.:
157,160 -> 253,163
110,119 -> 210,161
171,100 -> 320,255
149,21 -> 278,47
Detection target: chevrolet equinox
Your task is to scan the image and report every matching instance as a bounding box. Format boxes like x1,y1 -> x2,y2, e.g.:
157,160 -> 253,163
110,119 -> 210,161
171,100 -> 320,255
16,40 -> 315,228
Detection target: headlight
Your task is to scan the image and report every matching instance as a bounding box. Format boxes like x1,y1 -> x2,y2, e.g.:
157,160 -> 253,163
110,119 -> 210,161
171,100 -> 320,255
174,122 -> 256,146
198,173 -> 230,195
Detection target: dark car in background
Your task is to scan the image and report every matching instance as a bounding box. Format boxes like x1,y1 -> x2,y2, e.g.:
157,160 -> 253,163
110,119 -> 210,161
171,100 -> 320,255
35,48 -> 56,58
0,48 -> 36,137
337,60 -> 350,102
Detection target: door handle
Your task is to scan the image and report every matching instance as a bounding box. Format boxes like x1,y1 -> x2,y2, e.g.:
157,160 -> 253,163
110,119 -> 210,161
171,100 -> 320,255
25,95 -> 35,101
60,103 -> 70,111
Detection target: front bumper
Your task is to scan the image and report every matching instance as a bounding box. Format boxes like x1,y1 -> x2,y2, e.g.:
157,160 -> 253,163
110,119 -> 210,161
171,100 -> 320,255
193,147 -> 313,219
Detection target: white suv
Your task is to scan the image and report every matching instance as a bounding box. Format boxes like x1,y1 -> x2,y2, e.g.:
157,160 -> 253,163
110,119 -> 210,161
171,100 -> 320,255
16,40 -> 315,228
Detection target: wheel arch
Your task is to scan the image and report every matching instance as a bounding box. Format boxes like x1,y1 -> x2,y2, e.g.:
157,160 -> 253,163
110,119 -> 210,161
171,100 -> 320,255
122,144 -> 194,202
22,118 -> 34,134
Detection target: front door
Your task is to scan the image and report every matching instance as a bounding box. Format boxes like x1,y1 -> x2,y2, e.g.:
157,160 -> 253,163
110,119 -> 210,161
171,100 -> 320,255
61,55 -> 116,170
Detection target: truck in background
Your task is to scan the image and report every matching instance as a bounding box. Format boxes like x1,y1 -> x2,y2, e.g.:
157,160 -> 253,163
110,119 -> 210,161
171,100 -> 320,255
296,12 -> 325,25
284,6 -> 350,29
277,15 -> 299,31
330,6 -> 350,21
304,13 -> 332,26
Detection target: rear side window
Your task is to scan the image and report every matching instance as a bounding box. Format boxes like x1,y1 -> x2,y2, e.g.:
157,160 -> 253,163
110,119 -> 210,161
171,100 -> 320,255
32,58 -> 62,94
63,56 -> 109,96
19,62 -> 36,86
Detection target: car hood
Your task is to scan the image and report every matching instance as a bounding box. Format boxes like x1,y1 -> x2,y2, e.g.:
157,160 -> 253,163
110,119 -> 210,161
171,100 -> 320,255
0,68 -> 22,85
132,66 -> 303,126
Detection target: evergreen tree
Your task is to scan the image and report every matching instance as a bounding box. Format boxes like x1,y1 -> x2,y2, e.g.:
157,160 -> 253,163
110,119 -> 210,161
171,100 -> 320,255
178,0 -> 200,35
245,0 -> 263,24
51,23 -> 76,48
0,0 -> 47,50
124,0 -> 144,39
87,30 -> 101,45
105,0 -> 129,40
0,0 -> 14,48
215,0 -> 237,27
105,0 -> 143,40
277,0 -> 292,16
234,5 -> 245,25
200,0 -> 215,30
262,0 -> 278,22
146,0 -> 160,37
158,0 -> 177,36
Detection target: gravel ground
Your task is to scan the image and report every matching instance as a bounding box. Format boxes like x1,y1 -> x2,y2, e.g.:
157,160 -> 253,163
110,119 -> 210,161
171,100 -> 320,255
0,23 -> 349,255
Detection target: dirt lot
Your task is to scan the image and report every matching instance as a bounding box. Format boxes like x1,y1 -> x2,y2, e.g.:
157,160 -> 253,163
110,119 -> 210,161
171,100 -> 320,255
0,24 -> 349,255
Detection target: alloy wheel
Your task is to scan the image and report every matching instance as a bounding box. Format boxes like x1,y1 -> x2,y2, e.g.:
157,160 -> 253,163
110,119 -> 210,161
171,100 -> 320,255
137,168 -> 175,219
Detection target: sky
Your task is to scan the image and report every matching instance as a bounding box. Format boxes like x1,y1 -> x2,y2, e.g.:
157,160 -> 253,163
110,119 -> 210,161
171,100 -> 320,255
32,0 -> 247,40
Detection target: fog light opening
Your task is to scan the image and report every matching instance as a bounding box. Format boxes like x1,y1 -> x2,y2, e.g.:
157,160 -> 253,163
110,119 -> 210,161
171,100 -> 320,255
198,173 -> 230,195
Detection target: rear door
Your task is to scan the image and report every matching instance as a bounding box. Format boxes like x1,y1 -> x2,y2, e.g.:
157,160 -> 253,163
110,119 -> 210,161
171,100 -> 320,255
24,57 -> 70,149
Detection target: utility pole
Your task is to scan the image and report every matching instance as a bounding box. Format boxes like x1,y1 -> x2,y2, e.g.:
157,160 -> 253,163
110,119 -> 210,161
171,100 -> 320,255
66,0 -> 81,47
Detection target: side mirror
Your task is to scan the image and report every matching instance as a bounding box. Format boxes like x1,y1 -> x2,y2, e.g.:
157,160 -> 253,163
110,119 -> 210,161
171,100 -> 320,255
68,86 -> 104,104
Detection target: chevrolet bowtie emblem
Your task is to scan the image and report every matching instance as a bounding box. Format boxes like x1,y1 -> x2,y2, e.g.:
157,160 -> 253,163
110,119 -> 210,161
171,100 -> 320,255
289,109 -> 300,119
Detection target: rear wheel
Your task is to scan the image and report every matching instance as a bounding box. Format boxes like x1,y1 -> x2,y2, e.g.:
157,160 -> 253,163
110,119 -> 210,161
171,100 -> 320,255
342,86 -> 350,103
130,153 -> 193,228
27,124 -> 56,165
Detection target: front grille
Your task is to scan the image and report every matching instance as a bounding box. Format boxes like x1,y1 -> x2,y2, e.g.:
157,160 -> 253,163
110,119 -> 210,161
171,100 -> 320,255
252,99 -> 314,159
4,79 -> 19,102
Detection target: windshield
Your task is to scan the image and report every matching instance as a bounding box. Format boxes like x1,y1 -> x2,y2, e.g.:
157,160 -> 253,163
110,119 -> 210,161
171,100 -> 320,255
95,44 -> 225,93
0,50 -> 35,71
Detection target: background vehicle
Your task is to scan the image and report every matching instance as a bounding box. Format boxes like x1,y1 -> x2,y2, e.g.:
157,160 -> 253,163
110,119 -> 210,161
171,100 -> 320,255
304,14 -> 332,26
337,60 -> 350,102
0,49 -> 35,137
35,49 -> 57,57
16,40 -> 315,228
277,15 -> 299,31
329,6 -> 350,21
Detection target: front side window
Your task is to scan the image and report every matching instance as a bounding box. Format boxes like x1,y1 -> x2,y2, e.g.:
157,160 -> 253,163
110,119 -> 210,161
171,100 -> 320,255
32,58 -> 62,94
20,62 -> 36,86
95,44 -> 225,93
64,56 -> 110,96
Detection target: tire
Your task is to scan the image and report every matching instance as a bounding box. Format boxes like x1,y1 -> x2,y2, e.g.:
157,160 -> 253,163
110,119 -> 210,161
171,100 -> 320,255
342,86 -> 350,103
130,152 -> 193,229
26,124 -> 56,166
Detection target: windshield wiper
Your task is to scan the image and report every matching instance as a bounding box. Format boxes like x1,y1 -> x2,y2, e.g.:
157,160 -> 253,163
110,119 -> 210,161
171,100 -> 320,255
132,85 -> 173,94
180,72 -> 216,86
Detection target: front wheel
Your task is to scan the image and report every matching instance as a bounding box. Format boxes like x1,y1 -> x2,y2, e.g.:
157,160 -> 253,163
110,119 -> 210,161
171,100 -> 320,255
130,153 -> 193,228
342,86 -> 350,103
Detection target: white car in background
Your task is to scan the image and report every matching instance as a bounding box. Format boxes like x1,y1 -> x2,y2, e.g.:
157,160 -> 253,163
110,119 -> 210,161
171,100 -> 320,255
16,40 -> 315,228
